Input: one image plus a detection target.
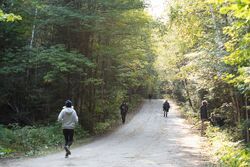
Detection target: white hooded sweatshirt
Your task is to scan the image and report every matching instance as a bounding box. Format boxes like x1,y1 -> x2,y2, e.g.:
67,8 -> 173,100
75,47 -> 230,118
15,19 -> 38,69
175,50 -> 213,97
58,106 -> 78,129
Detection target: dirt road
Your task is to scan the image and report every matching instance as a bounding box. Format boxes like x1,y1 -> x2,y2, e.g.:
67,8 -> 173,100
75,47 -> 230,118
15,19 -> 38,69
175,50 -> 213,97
1,100 -> 209,167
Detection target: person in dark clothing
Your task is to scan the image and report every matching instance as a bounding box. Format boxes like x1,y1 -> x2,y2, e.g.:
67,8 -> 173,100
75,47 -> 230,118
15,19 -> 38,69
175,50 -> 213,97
200,100 -> 208,136
163,100 -> 170,117
120,102 -> 128,124
148,94 -> 152,100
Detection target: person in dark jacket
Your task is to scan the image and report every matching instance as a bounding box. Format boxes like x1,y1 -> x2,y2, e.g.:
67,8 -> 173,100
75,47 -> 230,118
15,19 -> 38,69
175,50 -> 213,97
148,94 -> 152,100
200,100 -> 208,136
120,102 -> 128,124
163,100 -> 170,117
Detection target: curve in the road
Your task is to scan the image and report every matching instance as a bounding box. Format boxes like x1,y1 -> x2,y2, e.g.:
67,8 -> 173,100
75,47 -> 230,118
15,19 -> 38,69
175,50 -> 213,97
1,99 -> 209,167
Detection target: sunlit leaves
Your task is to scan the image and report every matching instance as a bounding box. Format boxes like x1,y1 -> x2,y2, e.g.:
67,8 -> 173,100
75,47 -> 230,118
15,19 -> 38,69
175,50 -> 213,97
0,9 -> 22,22
206,0 -> 250,93
218,0 -> 250,20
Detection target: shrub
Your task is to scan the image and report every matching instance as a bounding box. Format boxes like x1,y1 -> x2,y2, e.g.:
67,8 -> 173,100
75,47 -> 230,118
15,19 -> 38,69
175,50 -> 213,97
0,124 -> 89,157
93,120 -> 115,135
219,145 -> 250,167
0,146 -> 14,156
205,125 -> 250,167
0,125 -> 16,146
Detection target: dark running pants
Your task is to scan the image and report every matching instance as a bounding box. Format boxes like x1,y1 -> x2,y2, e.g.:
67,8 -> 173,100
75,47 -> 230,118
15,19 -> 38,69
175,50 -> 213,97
63,129 -> 74,146
121,112 -> 127,124
164,109 -> 169,117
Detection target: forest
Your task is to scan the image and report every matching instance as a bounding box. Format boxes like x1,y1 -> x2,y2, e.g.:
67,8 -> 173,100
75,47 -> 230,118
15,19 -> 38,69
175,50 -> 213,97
155,0 -> 249,165
0,0 -> 249,166
157,0 -> 249,140
0,0 -> 157,127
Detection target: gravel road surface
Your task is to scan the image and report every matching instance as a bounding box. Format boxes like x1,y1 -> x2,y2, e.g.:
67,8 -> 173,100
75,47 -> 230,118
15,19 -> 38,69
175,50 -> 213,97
1,99 -> 209,167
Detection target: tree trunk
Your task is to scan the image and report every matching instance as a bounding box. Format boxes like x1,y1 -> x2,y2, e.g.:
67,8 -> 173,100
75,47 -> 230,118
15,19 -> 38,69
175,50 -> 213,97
30,8 -> 38,49
230,89 -> 241,124
209,5 -> 223,49
245,95 -> 249,142
183,79 -> 195,112
235,94 -> 241,123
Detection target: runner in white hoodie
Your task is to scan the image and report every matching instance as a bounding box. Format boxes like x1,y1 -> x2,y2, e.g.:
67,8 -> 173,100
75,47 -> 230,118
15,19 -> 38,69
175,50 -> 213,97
58,100 -> 78,158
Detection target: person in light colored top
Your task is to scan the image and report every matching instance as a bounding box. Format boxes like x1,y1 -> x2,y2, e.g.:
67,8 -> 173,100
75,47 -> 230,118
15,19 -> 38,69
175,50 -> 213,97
58,100 -> 78,158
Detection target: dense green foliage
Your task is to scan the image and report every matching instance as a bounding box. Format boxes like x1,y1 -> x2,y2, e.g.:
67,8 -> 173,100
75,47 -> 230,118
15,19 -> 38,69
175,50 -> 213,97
157,0 -> 249,165
0,0 -> 157,130
181,106 -> 250,166
206,125 -> 250,167
157,0 -> 249,139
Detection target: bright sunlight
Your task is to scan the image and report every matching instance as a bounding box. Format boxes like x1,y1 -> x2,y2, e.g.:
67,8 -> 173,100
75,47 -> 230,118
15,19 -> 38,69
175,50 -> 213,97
145,0 -> 167,18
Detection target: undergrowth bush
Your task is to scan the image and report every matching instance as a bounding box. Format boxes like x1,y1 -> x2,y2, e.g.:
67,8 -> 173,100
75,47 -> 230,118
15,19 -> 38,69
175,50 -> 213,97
205,125 -> 250,167
0,124 -> 89,157
179,103 -> 250,167
93,120 -> 116,135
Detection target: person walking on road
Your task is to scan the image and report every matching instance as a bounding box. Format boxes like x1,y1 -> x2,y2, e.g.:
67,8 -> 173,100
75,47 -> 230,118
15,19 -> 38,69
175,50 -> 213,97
163,100 -> 170,117
58,100 -> 78,158
120,102 -> 128,124
200,100 -> 208,136
148,94 -> 152,100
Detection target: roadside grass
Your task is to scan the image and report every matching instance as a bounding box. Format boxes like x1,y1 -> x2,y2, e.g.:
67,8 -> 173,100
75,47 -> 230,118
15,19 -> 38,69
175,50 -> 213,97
205,126 -> 250,167
0,123 -> 89,158
178,102 -> 250,167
